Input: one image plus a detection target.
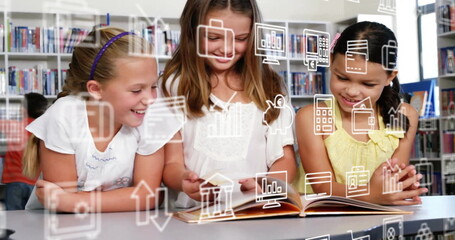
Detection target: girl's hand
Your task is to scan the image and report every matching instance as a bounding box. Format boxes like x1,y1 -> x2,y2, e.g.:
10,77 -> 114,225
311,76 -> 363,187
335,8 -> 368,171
36,179 -> 68,211
239,178 -> 262,193
364,160 -> 428,205
181,171 -> 208,201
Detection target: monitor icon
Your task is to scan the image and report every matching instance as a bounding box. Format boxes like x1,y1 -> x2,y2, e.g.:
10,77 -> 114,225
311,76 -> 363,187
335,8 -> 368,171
255,171 -> 287,209
303,29 -> 330,71
255,23 -> 287,65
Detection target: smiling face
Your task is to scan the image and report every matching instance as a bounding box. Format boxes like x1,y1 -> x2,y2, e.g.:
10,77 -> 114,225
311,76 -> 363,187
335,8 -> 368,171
330,53 -> 396,114
199,8 -> 251,73
99,57 -> 158,128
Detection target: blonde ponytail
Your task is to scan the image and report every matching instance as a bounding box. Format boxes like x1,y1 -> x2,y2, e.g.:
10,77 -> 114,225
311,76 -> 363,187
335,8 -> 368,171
22,134 -> 40,179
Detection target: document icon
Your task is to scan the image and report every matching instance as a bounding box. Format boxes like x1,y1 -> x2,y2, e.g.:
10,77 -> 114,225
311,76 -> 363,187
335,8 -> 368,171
346,166 -> 370,198
304,172 -> 332,200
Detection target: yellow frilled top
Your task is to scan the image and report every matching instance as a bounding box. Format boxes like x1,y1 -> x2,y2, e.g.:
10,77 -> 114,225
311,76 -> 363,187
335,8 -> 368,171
293,101 -> 404,194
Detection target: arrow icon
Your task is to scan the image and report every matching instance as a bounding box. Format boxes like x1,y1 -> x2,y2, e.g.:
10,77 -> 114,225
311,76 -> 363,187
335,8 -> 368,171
150,187 -> 172,232
131,180 -> 155,226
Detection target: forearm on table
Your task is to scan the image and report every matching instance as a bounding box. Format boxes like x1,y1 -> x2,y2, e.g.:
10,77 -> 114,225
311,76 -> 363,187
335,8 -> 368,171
56,186 -> 162,213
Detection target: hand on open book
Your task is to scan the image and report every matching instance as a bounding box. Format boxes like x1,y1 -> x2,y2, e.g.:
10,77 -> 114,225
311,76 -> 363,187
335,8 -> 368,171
182,170 -> 215,201
360,158 -> 428,205
239,178 -> 262,193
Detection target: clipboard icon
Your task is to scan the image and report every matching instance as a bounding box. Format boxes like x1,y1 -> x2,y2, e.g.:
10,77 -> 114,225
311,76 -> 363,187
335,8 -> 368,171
351,97 -> 375,134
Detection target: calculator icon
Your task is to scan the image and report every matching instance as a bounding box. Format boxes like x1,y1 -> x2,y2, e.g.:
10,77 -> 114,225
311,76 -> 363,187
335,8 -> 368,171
314,94 -> 335,135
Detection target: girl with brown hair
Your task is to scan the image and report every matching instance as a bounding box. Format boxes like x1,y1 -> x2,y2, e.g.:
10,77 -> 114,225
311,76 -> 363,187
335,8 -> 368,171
161,0 -> 296,208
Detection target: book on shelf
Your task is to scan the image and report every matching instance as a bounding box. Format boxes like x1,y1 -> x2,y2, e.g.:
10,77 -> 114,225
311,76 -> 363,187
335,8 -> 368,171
438,0 -> 455,34
173,176 -> 411,223
411,131 -> 440,159
7,65 -> 60,96
410,91 -> 428,117
6,19 -> 91,54
279,71 -> 324,96
441,88 -> 455,116
401,81 -> 436,118
132,24 -> 180,57
439,46 -> 455,75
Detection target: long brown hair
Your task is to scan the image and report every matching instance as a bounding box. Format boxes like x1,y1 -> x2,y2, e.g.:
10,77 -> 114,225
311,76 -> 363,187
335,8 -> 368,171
23,27 -> 153,178
161,0 -> 286,123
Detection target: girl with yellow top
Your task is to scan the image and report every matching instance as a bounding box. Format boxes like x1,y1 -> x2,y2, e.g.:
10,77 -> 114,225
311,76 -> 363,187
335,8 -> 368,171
295,21 -> 428,205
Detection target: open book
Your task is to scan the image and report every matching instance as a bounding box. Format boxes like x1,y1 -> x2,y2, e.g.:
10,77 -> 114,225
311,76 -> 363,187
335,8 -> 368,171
173,176 -> 412,223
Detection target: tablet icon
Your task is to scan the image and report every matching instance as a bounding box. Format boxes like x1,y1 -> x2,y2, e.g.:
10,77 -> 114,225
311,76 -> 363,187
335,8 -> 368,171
346,166 -> 370,198
352,97 -> 375,134
305,172 -> 332,200
383,216 -> 403,240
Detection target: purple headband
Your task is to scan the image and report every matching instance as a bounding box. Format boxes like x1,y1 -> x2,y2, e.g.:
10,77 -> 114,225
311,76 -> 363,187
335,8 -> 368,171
89,32 -> 135,80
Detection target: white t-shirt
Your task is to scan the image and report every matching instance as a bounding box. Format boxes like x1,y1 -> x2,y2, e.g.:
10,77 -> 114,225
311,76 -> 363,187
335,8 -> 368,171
25,95 -> 182,209
165,77 -> 295,208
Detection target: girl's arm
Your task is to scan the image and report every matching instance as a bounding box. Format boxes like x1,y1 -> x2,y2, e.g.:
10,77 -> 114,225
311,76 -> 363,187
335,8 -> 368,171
390,103 -> 419,165
296,105 -> 345,196
162,132 -> 205,200
296,104 -> 426,205
38,140 -> 164,212
269,145 -> 297,183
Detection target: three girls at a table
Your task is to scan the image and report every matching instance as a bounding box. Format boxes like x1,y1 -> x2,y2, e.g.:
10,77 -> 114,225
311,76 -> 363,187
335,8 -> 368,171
23,0 -> 426,212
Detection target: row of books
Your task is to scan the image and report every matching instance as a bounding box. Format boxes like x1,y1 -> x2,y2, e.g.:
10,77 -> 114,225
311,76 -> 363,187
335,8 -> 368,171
441,88 -> 455,116
411,131 -> 440,159
438,1 -> 455,34
131,25 -> 180,56
279,71 -> 324,96
438,46 -> 455,75
443,132 -> 455,153
0,66 -> 67,95
289,34 -> 305,59
2,23 -> 181,56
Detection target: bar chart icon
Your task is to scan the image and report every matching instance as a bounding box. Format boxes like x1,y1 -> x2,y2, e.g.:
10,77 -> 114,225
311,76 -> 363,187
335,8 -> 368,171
383,160 -> 403,194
